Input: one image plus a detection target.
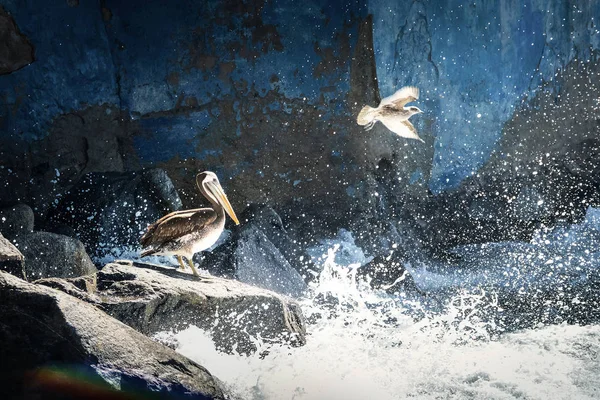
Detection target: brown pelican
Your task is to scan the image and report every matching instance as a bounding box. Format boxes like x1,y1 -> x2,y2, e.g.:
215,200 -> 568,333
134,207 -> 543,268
140,171 -> 240,276
356,86 -> 424,142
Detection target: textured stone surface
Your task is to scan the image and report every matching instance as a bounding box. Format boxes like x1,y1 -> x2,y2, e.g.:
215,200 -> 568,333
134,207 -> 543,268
0,105 -> 140,217
202,204 -> 313,295
37,261 -> 306,355
0,232 -> 26,280
400,57 -> 600,251
0,0 -> 381,239
0,203 -> 34,238
356,253 -> 425,296
46,168 -> 181,260
0,270 -> 225,399
0,0 -> 599,253
371,0 -> 600,191
206,225 -> 307,297
0,6 -> 34,75
12,231 -> 97,280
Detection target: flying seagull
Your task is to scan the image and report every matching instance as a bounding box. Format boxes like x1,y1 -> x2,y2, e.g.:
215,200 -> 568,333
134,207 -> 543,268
140,171 -> 240,276
356,86 -> 424,142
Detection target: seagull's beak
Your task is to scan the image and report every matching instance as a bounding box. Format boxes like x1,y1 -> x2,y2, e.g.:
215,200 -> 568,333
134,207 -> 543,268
208,182 -> 240,225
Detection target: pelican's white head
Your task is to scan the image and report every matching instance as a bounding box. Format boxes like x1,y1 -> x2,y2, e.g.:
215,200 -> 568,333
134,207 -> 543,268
196,171 -> 240,225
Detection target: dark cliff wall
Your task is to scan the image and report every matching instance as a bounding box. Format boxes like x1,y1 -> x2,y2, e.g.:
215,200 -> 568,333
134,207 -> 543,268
1,0 -> 599,247
0,0 -> 385,236
370,0 -> 600,191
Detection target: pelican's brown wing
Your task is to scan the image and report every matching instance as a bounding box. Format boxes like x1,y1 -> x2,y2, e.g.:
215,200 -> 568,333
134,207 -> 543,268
140,208 -> 217,249
379,86 -> 419,109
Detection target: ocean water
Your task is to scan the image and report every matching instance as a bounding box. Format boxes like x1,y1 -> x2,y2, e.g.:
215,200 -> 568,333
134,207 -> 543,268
164,208 -> 600,399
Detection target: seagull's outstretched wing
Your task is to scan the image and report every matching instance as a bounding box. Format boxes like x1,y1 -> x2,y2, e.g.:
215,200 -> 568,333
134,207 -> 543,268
379,86 -> 419,109
380,118 -> 424,142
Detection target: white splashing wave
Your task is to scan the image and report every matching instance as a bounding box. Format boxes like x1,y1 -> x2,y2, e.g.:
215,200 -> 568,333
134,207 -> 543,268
172,237 -> 600,400
119,208 -> 600,399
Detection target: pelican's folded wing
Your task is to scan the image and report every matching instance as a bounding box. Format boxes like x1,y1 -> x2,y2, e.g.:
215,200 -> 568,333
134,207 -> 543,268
140,208 -> 217,248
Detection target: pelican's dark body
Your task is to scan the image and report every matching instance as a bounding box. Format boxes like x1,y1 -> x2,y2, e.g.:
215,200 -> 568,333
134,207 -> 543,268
140,207 -> 225,259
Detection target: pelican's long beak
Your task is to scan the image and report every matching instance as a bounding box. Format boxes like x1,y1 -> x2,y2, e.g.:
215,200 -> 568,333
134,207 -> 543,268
208,182 -> 240,225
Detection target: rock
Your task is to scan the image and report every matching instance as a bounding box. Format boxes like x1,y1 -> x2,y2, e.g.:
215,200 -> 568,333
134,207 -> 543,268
37,260 -> 307,355
200,204 -> 311,297
202,223 -> 308,298
238,204 -> 316,278
46,168 -> 182,260
356,253 -> 424,296
0,270 -> 225,399
0,233 -> 26,280
0,203 -> 34,238
0,6 -> 34,75
12,231 -> 97,280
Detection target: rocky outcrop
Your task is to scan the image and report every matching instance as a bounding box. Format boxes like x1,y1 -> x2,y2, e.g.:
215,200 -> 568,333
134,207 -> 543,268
0,203 -> 34,238
372,1 -> 600,192
46,169 -> 182,260
201,204 -> 309,297
0,6 -> 34,75
1,0 -> 598,260
0,270 -> 225,399
396,57 -> 600,252
12,231 -> 96,280
241,204 -> 316,278
37,261 -> 306,355
0,233 -> 26,280
356,253 -> 424,296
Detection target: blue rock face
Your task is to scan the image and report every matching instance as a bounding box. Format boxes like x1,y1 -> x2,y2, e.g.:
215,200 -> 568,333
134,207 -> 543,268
370,0 -> 600,192
0,0 -> 371,223
1,0 -> 599,239
0,0 -> 119,140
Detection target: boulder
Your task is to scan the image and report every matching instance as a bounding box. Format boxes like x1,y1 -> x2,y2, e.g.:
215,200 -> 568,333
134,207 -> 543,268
0,270 -> 225,399
201,204 -> 310,297
37,260 -> 307,355
0,233 -> 26,280
46,169 -> 182,260
202,225 -> 308,298
12,231 -> 97,280
0,6 -> 34,75
238,204 -> 316,278
0,203 -> 34,238
356,253 -> 425,296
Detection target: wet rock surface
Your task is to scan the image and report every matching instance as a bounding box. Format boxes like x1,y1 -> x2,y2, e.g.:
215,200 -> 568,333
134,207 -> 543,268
46,168 -> 182,260
0,233 -> 26,280
11,231 -> 97,280
240,204 -> 316,278
37,260 -> 307,355
356,253 -> 424,296
0,203 -> 34,239
201,204 -> 310,297
0,6 -> 34,75
0,270 -> 225,400
395,58 -> 600,253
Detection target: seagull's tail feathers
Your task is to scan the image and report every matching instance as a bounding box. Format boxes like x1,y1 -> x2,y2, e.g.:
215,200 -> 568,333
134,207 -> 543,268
357,105 -> 378,126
